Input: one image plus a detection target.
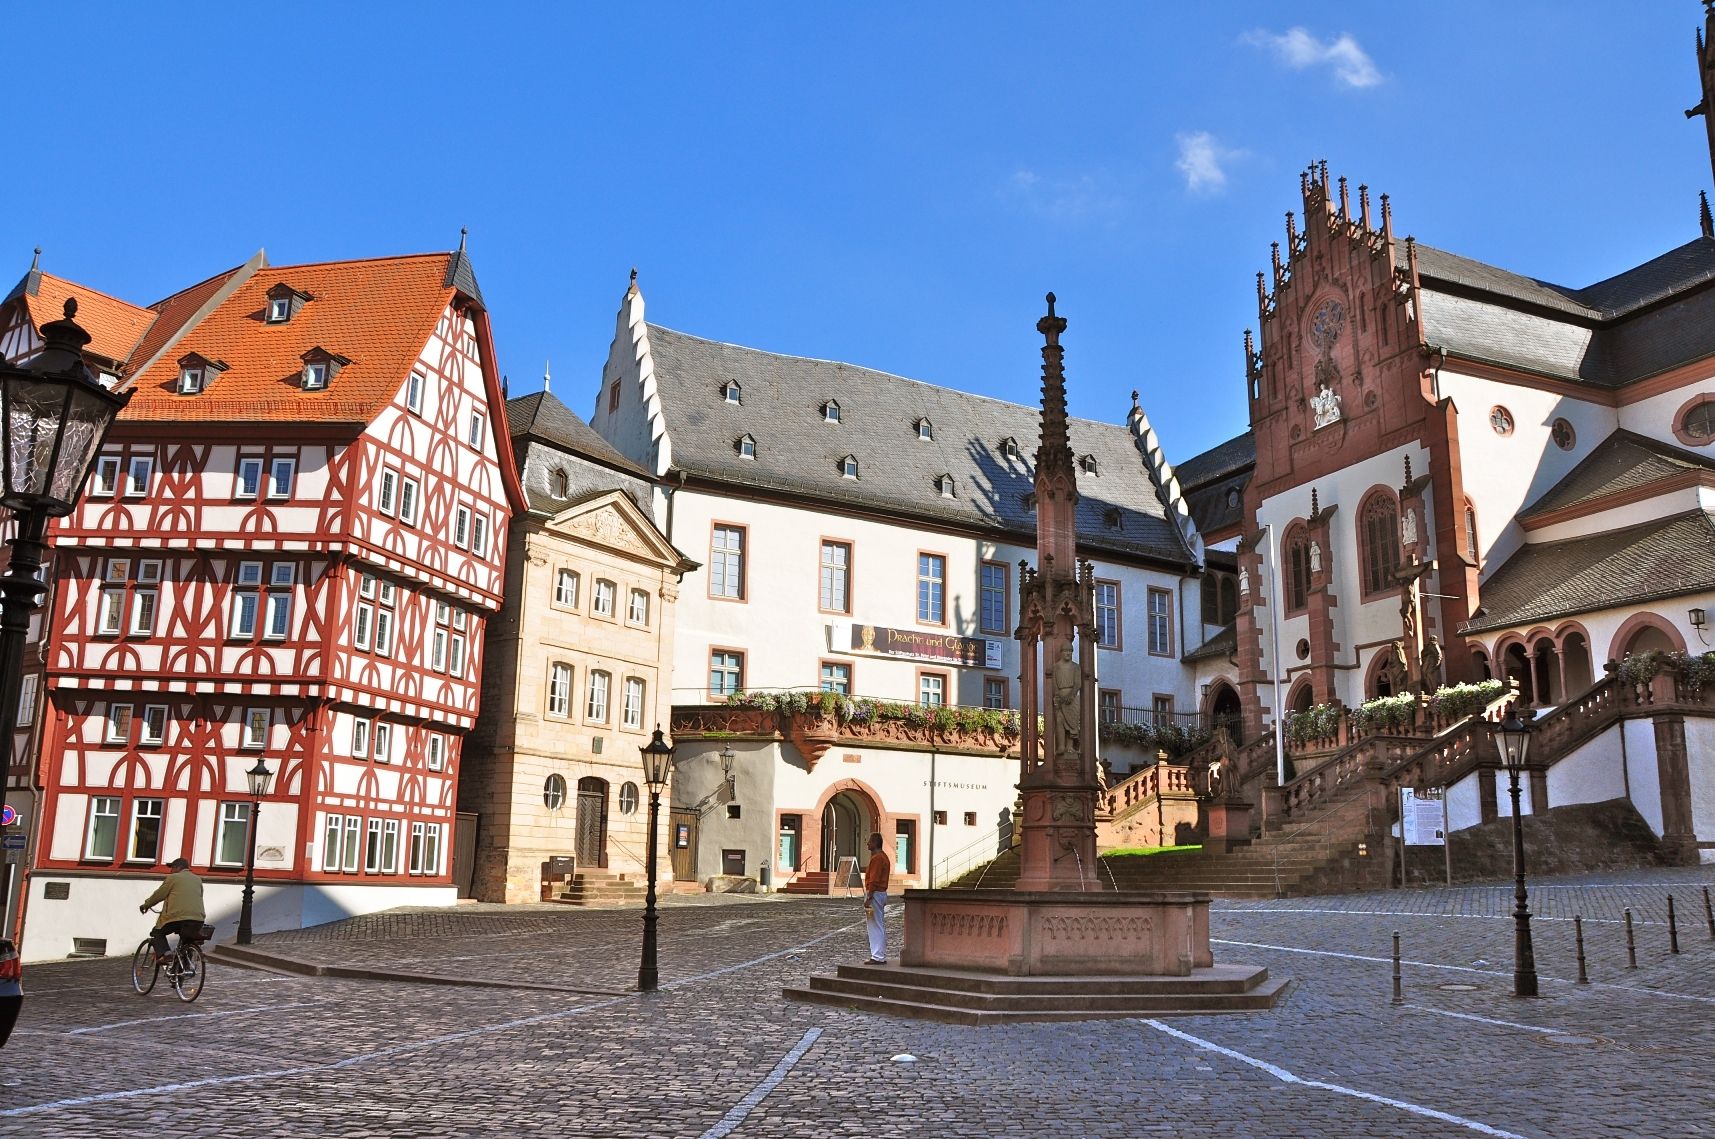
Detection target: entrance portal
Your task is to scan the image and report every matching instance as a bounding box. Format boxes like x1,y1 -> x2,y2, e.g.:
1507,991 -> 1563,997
575,777 -> 608,869
821,791 -> 867,873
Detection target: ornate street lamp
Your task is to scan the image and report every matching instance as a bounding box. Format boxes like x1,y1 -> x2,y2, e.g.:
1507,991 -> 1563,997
637,726 -> 676,992
236,757 -> 275,945
1492,708 -> 1538,997
0,300 -> 129,946
719,743 -> 736,797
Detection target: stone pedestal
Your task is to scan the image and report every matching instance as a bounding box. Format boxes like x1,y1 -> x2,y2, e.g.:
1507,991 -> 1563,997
1202,800 -> 1254,852
901,888 -> 1213,977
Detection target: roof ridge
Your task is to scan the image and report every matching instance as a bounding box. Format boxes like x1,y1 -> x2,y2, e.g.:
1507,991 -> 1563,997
148,262 -> 250,313
644,321 -> 1134,431
255,251 -> 455,274
33,270 -> 155,316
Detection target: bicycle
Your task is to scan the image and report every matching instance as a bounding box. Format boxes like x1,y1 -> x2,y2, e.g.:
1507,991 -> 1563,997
131,907 -> 212,1002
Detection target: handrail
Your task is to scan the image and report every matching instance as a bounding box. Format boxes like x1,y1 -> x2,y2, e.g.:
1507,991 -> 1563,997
931,827 -> 1015,887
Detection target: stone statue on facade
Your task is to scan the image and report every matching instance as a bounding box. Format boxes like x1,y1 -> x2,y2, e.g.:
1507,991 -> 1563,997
1401,507 -> 1418,549
1052,642 -> 1083,759
1381,639 -> 1410,696
1238,566 -> 1250,599
1420,635 -> 1444,693
1308,540 -> 1322,575
1310,381 -> 1343,429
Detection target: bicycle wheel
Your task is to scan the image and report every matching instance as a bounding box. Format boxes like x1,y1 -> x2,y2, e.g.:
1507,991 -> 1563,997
131,940 -> 159,995
172,944 -> 205,1002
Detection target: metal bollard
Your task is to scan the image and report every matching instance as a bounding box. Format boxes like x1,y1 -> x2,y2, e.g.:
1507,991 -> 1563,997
1624,908 -> 1638,969
1391,930 -> 1404,1006
1668,895 -> 1681,955
1574,915 -> 1589,984
1703,886 -> 1714,940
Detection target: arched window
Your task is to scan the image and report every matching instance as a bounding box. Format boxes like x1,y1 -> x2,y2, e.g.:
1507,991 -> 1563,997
1359,490 -> 1401,597
1283,524 -> 1310,612
1463,501 -> 1478,562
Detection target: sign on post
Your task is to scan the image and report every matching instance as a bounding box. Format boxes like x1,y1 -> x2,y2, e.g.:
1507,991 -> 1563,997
1400,787 -> 1445,846
0,805 -> 16,827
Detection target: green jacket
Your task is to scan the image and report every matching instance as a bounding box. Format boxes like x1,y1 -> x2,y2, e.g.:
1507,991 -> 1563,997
142,870 -> 205,926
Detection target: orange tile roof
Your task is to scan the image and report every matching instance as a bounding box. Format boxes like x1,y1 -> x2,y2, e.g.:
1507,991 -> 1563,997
126,263 -> 248,377
124,253 -> 457,424
25,273 -> 156,366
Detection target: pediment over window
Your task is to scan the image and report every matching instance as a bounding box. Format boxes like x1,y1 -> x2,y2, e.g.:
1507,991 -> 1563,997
265,282 -> 314,323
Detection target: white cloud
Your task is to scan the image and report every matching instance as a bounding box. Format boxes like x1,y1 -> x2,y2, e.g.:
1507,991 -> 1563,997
1243,27 -> 1381,89
1174,132 -> 1239,194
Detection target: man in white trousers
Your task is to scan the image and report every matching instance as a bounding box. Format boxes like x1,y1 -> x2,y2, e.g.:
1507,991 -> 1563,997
862,831 -> 890,964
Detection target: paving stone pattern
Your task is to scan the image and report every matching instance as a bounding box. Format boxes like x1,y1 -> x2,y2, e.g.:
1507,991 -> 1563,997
2,867 -> 1714,1138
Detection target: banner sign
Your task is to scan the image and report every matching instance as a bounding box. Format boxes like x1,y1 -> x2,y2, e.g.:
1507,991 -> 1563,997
847,623 -> 1002,670
1400,787 -> 1446,846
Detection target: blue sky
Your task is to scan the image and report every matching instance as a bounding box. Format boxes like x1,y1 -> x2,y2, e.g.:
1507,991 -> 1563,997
14,3 -> 1713,461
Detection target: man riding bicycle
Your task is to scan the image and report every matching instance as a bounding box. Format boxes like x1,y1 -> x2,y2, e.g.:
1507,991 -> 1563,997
140,858 -> 206,961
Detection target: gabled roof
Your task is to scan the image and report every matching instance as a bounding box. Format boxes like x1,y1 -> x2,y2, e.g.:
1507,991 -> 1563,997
1174,430 -> 1254,538
124,253 -> 466,424
1520,430 -> 1715,520
1411,237 -> 1715,387
508,390 -> 654,517
1463,510 -> 1715,634
22,272 -> 156,365
641,323 -> 1197,567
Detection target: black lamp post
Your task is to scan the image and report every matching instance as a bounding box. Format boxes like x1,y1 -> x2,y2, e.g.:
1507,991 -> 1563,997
1493,708 -> 1538,997
236,757 -> 275,945
0,299 -> 129,956
637,726 -> 676,992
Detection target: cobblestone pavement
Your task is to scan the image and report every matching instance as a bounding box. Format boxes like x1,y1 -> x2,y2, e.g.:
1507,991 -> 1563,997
3,866 -> 1714,1138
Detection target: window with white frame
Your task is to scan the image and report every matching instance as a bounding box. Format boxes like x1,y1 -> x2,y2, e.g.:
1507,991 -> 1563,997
427,735 -> 446,771
1099,689 -> 1122,725
365,818 -> 383,873
454,505 -> 471,548
916,553 -> 946,624
16,672 -> 37,727
269,296 -> 291,323
373,722 -> 393,763
178,365 -> 205,395
231,561 -> 262,638
215,802 -> 251,867
593,580 -> 616,617
1152,694 -> 1174,727
128,798 -> 164,862
449,633 -> 466,676
265,590 -> 292,640
819,541 -> 850,613
85,796 -> 120,860
409,821 -> 428,873
267,458 -> 295,499
723,380 -> 741,404
841,455 -> 859,479
710,526 -> 744,599
381,819 -> 401,872
622,677 -> 644,730
406,371 -> 426,413
709,650 -> 743,698
342,815 -> 361,872
1095,581 -> 1120,648
92,455 -> 120,496
431,627 -> 447,671
824,399 -> 841,423
471,513 -> 488,557
242,708 -> 270,749
451,607 -> 466,632
140,705 -> 168,746
627,588 -> 649,625
125,456 -> 153,497
322,814 -> 344,871
586,670 -> 611,722
919,672 -> 947,707
555,569 -> 580,608
917,418 -> 934,441
302,362 -> 328,391
399,477 -> 420,525
105,704 -> 133,744
983,676 -> 1008,709
547,663 -> 572,717
1147,587 -> 1173,656
129,585 -> 157,636
979,561 -> 1009,636
468,410 -> 485,448
820,661 -> 851,694
236,457 -> 264,498
378,469 -> 398,516
98,585 -> 125,635
352,717 -> 371,758
373,586 -> 396,655
354,601 -> 374,651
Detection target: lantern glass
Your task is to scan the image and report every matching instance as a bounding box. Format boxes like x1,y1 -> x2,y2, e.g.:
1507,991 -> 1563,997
640,728 -> 675,792
0,366 -> 123,516
246,757 -> 275,799
1493,711 -> 1531,770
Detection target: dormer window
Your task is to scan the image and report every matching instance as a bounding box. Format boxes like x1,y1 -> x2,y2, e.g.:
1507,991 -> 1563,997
840,455 -> 859,479
1021,492 -> 1036,511
737,434 -> 757,459
550,468 -> 569,498
917,418 -> 934,441
936,473 -> 956,498
299,346 -> 351,392
1001,437 -> 1020,460
1079,454 -> 1099,476
724,381 -> 742,404
264,282 -> 313,324
1103,507 -> 1122,529
823,400 -> 841,423
175,352 -> 228,396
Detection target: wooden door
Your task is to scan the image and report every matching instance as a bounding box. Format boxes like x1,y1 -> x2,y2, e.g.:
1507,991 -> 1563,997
669,808 -> 698,882
575,778 -> 608,869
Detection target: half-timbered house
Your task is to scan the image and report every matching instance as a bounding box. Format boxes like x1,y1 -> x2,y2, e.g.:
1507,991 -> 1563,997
2,245 -> 523,959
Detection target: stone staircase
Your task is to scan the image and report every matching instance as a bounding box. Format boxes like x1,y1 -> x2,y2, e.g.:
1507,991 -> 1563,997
551,871 -> 644,907
785,961 -> 1288,1023
782,871 -> 834,895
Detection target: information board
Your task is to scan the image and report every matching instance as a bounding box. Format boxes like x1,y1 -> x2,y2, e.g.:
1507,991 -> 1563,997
1400,787 -> 1446,846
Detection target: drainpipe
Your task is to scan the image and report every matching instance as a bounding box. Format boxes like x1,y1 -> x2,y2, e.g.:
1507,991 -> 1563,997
927,748 -> 937,888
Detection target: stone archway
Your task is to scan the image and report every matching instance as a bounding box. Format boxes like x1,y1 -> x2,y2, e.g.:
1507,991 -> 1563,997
1558,626 -> 1594,697
1531,638 -> 1559,706
1501,642 -> 1534,704
804,779 -> 885,877
1205,679 -> 1243,745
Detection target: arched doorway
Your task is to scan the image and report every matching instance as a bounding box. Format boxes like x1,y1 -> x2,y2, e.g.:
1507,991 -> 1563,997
1502,643 -> 1533,704
1206,680 -> 1243,744
575,777 -> 609,868
1561,631 -> 1593,696
1623,624 -> 1676,656
821,790 -> 869,873
1288,678 -> 1314,713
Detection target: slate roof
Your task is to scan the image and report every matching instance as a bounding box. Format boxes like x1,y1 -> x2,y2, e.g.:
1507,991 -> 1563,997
1183,622 -> 1236,663
1462,510 -> 1715,634
508,391 -> 654,516
642,324 -> 1196,567
1175,431 -> 1254,538
1410,237 -> 1715,387
1520,430 -> 1715,520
